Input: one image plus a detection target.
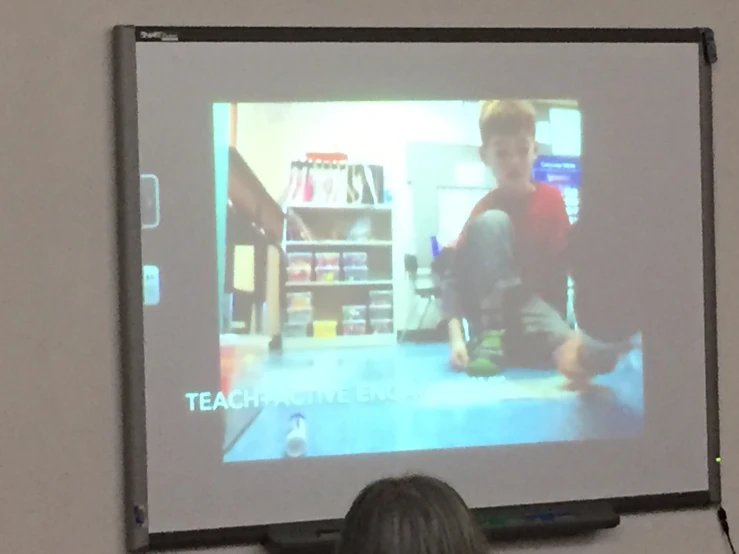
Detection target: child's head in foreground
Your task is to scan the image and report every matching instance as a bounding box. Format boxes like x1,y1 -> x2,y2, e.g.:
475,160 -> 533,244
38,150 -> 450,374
336,474 -> 489,554
478,99 -> 538,192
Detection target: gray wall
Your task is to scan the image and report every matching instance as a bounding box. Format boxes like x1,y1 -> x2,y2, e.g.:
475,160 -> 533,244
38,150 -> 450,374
0,2 -> 736,554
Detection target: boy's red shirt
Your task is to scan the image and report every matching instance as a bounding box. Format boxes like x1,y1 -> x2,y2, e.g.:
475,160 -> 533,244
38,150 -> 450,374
456,182 -> 571,313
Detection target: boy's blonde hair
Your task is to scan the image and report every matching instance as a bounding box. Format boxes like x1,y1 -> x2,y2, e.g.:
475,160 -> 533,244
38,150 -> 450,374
479,99 -> 536,143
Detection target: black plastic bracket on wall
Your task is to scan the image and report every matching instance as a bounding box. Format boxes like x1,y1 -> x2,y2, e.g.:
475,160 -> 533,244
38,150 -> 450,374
701,28 -> 718,65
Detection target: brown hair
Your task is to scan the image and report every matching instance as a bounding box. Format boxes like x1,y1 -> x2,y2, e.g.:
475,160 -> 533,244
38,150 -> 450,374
336,474 -> 489,554
479,99 -> 536,143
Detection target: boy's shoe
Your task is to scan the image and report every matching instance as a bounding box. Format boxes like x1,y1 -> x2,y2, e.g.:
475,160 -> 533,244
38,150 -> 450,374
466,329 -> 505,376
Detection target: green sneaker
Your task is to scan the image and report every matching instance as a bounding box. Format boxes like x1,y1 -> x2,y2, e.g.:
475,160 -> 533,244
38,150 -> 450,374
466,329 -> 504,376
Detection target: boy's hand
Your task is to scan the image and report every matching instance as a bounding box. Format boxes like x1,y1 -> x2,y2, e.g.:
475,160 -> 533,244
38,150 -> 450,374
555,332 -> 581,373
554,332 -> 591,389
449,340 -> 469,370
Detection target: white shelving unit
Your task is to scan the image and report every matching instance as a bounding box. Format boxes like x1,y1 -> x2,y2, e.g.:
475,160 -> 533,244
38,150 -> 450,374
282,202 -> 396,350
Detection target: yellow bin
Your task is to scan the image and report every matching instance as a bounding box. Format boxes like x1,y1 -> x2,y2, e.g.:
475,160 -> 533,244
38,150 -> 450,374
313,320 -> 338,338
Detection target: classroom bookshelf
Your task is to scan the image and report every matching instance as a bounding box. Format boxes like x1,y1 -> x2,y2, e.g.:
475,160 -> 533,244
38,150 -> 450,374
281,161 -> 396,350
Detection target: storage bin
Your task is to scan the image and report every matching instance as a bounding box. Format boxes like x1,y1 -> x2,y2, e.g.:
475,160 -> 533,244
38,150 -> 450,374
315,252 -> 340,267
370,318 -> 393,335
287,252 -> 313,268
286,292 -> 312,309
342,305 -> 367,321
369,290 -> 393,305
341,251 -> 368,267
343,320 -> 367,335
283,322 -> 309,338
287,266 -> 311,282
343,265 -> 369,282
315,265 -> 340,282
369,304 -> 393,320
286,308 -> 313,325
313,320 -> 338,338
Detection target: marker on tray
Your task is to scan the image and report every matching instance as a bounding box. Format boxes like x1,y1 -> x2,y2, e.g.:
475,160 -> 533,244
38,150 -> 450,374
285,413 -> 307,458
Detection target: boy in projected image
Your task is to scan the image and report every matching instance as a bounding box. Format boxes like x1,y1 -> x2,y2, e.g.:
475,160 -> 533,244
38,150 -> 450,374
440,99 -> 629,385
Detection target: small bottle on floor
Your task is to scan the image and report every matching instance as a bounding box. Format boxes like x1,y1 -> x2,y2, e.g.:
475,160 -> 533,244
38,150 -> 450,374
284,413 -> 307,458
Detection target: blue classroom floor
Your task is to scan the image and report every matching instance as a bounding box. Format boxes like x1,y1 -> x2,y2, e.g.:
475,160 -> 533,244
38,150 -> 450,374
223,342 -> 643,462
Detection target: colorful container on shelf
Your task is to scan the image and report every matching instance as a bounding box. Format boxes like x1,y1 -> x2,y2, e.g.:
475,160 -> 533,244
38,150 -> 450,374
342,251 -> 368,266
343,320 -> 367,335
369,290 -> 393,305
313,320 -> 338,338
370,318 -> 393,335
286,307 -> 313,325
315,252 -> 341,267
283,322 -> 310,338
369,304 -> 393,320
286,292 -> 312,310
342,305 -> 367,321
287,252 -> 313,267
344,265 -> 369,282
287,266 -> 311,282
315,266 -> 340,282
286,252 -> 314,283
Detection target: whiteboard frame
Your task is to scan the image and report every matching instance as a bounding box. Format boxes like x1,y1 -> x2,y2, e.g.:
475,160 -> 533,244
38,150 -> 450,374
112,25 -> 720,552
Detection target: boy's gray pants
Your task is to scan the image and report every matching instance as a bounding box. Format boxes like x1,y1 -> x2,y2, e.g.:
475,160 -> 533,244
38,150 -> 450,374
442,209 -> 627,372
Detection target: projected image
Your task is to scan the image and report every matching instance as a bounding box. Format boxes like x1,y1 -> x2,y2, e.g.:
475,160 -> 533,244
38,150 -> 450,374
208,99 -> 644,462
